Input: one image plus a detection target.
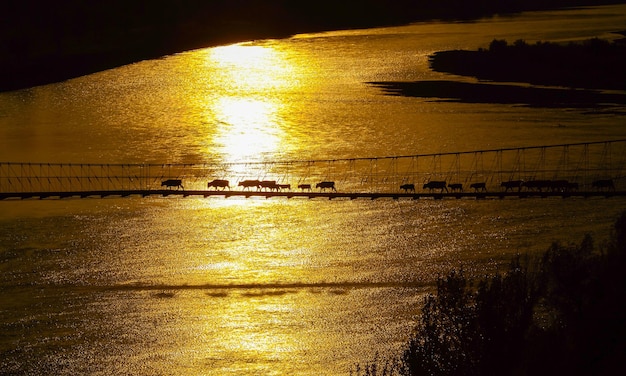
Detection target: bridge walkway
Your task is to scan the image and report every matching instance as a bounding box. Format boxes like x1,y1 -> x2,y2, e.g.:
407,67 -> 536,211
1,139 -> 625,200
1,189 -> 624,201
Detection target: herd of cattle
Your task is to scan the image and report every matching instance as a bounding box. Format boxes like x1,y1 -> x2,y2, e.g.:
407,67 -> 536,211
160,179 -> 337,192
402,178 -> 616,193
159,178 -> 616,193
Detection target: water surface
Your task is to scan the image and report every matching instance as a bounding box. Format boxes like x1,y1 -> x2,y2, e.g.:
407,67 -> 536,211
1,5 -> 626,375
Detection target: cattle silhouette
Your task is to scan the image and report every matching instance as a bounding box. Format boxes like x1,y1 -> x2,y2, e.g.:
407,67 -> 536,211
207,179 -> 229,190
470,182 -> 487,192
522,180 -> 553,192
501,180 -> 523,192
592,179 -> 615,191
259,180 -> 279,191
161,179 -> 183,190
316,181 -> 336,191
423,181 -> 448,192
238,180 -> 261,190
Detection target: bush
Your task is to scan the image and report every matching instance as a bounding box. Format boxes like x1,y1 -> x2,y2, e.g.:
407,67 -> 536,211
357,211 -> 626,375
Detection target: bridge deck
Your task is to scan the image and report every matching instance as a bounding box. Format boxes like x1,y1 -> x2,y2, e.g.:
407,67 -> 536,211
1,189 -> 624,200
2,140 -> 625,200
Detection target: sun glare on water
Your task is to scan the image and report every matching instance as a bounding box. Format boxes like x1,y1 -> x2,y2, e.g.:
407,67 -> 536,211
208,44 -> 298,92
203,44 -> 301,176
214,97 -> 282,163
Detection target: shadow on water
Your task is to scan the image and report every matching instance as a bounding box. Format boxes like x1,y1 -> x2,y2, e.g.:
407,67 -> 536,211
369,80 -> 626,111
33,281 -> 429,299
110,280 -> 429,295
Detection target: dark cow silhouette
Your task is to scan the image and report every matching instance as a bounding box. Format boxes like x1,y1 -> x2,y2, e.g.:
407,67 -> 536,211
522,180 -> 553,192
316,181 -> 336,191
549,180 -> 569,192
423,181 -> 448,192
238,180 -> 261,190
298,184 -> 312,191
448,183 -> 463,192
400,183 -> 415,192
277,184 -> 291,191
207,179 -> 230,190
501,180 -> 523,192
259,180 -> 279,191
592,179 -> 615,191
470,182 -> 487,192
161,179 -> 183,190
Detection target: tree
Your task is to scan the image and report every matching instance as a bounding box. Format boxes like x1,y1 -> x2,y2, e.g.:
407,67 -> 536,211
358,211 -> 626,376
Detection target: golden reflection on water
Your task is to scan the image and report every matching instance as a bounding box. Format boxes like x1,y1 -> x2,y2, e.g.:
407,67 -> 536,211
211,295 -> 301,373
214,97 -> 282,163
180,198 -> 315,374
208,44 -> 299,92
204,44 -> 301,167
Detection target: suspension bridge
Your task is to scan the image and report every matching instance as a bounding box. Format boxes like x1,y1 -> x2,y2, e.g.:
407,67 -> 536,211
1,140 -> 625,201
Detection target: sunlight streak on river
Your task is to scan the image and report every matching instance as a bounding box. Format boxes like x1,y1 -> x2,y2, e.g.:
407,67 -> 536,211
213,97 -> 283,163
200,43 -> 305,174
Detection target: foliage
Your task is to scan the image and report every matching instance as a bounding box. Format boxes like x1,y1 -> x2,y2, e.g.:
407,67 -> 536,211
356,210 -> 626,375
431,37 -> 626,90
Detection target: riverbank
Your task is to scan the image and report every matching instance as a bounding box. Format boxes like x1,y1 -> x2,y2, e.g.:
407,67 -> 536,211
430,36 -> 626,90
369,36 -> 626,111
2,0 -> 624,92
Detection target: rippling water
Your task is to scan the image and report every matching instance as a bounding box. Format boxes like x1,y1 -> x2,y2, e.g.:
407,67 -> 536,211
2,5 -> 626,375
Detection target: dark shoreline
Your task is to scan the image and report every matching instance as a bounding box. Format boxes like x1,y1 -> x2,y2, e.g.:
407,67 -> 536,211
2,0 -> 625,92
429,37 -> 626,91
369,36 -> 626,111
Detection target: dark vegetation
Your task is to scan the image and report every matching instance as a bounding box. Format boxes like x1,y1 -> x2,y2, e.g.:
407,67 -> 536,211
369,36 -> 626,110
430,37 -> 626,90
355,211 -> 626,375
2,0 -> 624,91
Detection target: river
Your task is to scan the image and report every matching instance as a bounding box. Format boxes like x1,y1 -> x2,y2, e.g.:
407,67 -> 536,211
1,5 -> 626,375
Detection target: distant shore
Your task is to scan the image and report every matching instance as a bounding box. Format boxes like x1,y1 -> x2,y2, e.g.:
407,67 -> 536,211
2,0 -> 624,92
429,36 -> 626,91
369,36 -> 626,111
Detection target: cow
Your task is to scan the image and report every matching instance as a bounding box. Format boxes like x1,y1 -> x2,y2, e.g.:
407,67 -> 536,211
207,179 -> 230,190
277,184 -> 291,191
549,180 -> 569,192
423,181 -> 448,192
316,181 -> 336,191
470,182 -> 487,192
592,179 -> 615,191
259,180 -> 279,191
298,184 -> 312,191
238,180 -> 261,190
161,179 -> 183,190
448,183 -> 463,192
400,183 -> 415,192
522,180 -> 553,192
501,180 -> 523,192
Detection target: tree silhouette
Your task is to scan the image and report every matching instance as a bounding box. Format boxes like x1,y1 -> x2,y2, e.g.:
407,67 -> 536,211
357,211 -> 626,375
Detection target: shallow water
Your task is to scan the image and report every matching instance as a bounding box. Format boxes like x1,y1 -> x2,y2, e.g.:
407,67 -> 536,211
1,4 -> 626,375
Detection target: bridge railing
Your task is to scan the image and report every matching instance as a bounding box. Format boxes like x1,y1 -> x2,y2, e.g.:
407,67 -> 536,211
1,140 -> 625,194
